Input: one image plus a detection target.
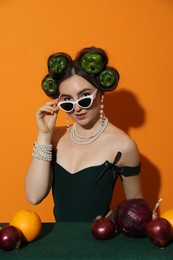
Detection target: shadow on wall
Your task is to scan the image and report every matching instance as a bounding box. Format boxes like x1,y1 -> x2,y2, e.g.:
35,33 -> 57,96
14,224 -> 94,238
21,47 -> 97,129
105,89 -> 161,210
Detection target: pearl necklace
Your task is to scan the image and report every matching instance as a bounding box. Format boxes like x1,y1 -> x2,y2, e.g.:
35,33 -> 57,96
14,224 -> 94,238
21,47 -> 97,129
70,117 -> 109,145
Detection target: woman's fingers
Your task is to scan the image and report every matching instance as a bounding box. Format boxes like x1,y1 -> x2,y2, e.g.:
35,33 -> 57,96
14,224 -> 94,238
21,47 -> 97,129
50,104 -> 57,115
46,99 -> 59,115
36,99 -> 59,117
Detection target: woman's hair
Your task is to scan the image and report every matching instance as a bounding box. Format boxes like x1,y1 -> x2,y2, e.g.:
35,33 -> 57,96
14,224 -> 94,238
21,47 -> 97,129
41,46 -> 120,98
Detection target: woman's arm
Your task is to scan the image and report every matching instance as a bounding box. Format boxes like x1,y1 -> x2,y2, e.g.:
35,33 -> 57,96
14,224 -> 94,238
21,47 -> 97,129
120,136 -> 143,199
122,175 -> 143,199
25,99 -> 59,204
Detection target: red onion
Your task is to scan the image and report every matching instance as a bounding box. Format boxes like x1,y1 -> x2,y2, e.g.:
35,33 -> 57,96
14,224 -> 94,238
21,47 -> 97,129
0,225 -> 22,251
91,216 -> 117,240
114,198 -> 152,237
145,199 -> 172,248
146,217 -> 172,248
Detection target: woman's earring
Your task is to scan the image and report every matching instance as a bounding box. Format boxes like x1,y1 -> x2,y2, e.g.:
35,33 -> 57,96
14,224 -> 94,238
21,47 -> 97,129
66,113 -> 70,129
100,93 -> 105,124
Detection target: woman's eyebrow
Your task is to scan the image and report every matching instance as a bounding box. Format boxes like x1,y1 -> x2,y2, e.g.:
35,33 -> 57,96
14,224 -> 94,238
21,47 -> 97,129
78,88 -> 92,95
59,93 -> 71,98
60,88 -> 93,98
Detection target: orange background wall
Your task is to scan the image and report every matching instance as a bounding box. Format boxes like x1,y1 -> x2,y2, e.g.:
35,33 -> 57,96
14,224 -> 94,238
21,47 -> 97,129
0,0 -> 173,222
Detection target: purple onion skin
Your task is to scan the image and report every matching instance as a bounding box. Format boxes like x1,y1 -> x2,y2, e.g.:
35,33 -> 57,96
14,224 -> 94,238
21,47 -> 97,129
146,218 -> 172,248
0,225 -> 22,251
91,217 -> 117,240
114,198 -> 153,237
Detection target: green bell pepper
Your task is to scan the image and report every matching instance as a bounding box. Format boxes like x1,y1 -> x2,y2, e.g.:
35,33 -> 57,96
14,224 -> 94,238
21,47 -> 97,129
42,75 -> 58,98
80,53 -> 105,74
99,69 -> 117,88
48,55 -> 68,76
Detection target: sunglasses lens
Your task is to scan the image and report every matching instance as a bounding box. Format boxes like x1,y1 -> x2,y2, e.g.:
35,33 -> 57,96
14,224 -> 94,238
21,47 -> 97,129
78,98 -> 91,108
59,102 -> 73,112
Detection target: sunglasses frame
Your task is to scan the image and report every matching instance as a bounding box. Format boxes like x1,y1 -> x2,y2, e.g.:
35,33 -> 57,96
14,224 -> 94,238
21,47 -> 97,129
58,89 -> 98,112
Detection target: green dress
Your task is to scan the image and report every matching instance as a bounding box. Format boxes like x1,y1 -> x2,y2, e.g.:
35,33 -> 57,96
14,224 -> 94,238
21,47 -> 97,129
52,152 -> 141,222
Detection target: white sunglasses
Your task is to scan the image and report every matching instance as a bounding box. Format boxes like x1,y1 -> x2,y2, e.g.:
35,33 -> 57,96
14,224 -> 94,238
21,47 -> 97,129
58,89 -> 98,112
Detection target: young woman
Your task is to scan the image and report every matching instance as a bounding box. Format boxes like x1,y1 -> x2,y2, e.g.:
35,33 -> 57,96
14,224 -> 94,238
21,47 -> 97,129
25,47 -> 143,221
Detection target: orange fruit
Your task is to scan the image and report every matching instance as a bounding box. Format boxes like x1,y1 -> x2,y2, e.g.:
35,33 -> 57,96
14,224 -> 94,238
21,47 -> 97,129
9,209 -> 42,242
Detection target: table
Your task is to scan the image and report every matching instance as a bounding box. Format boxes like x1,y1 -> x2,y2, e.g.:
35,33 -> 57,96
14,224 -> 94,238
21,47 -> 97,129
0,222 -> 173,259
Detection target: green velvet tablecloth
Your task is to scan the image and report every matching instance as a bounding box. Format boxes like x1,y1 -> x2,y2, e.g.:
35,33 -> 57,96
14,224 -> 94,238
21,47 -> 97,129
0,222 -> 173,259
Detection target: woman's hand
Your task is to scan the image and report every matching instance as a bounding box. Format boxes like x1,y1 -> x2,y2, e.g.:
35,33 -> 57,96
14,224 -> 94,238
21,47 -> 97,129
36,99 -> 59,134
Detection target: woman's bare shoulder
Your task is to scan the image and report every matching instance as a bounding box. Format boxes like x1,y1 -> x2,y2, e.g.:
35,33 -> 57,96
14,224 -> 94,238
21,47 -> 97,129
107,122 -> 131,141
107,122 -> 140,166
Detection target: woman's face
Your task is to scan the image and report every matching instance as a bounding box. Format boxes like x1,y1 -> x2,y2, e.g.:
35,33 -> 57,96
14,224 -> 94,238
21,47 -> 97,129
58,75 -> 101,126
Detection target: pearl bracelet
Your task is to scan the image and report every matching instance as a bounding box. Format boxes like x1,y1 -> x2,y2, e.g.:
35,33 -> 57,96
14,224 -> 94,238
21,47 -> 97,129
32,151 -> 52,161
32,142 -> 53,162
33,142 -> 53,151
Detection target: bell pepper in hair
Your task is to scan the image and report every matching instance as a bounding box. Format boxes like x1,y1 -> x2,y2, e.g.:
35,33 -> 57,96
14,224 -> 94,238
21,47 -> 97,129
80,53 -> 105,74
48,53 -> 71,77
99,68 -> 119,88
41,75 -> 58,98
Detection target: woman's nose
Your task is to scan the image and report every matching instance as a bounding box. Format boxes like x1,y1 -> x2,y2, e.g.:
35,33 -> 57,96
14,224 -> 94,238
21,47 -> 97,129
74,103 -> 82,112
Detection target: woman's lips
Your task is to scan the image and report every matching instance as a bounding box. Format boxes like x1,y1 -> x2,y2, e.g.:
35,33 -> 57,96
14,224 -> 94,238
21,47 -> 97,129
75,113 -> 86,120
